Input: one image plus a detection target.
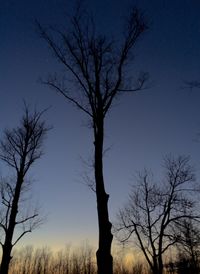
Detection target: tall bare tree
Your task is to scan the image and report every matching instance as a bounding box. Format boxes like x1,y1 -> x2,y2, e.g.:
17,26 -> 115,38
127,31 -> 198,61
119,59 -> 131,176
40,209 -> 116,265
116,156 -> 200,274
37,5 -> 148,274
0,106 -> 48,274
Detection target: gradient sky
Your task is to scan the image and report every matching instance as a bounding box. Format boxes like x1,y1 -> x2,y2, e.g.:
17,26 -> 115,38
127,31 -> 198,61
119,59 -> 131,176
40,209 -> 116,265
1,0 -> 200,250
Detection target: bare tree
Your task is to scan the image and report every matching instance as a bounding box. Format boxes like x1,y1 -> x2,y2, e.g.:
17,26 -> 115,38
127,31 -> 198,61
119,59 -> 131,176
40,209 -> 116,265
174,219 -> 200,273
37,4 -> 148,274
116,156 -> 200,274
0,106 -> 48,274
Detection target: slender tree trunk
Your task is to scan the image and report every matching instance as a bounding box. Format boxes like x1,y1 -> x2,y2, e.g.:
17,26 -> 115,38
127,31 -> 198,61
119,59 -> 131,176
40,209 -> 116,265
158,258 -> 163,274
94,118 -> 113,274
158,234 -> 164,274
0,177 -> 23,274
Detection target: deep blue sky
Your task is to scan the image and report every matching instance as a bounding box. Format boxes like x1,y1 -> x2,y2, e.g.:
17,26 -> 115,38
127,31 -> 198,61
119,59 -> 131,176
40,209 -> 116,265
1,0 -> 200,250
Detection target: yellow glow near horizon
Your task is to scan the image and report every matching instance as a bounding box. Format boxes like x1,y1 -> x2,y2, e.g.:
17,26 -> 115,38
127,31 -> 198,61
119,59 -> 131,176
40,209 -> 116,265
123,252 -> 135,268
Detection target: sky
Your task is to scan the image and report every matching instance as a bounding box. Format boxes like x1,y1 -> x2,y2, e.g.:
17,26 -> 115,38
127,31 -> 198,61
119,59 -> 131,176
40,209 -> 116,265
0,0 -> 200,251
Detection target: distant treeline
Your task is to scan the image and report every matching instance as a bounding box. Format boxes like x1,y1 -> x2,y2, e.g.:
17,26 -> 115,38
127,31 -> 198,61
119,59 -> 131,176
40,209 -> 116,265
7,244 -> 199,274
8,244 -> 147,274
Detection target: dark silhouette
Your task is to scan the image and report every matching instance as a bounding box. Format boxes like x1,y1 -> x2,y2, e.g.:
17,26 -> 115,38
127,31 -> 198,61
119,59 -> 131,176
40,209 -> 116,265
116,155 -> 200,274
0,106 -> 48,274
175,219 -> 200,273
37,4 -> 148,274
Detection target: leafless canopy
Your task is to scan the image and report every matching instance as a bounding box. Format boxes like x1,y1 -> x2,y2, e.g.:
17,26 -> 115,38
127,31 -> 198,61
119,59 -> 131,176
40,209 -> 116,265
0,106 -> 48,248
0,107 -> 47,176
37,6 -> 148,121
116,155 -> 200,274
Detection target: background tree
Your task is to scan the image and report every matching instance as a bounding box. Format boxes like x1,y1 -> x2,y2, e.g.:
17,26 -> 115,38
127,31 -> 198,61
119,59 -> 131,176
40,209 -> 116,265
174,219 -> 200,274
37,4 -> 148,274
9,244 -> 141,274
116,156 -> 200,274
0,106 -> 48,274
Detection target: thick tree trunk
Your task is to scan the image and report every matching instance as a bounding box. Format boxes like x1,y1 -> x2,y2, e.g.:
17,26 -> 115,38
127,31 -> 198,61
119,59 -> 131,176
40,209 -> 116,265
94,118 -> 113,274
152,261 -> 163,274
96,190 -> 113,274
0,244 -> 12,274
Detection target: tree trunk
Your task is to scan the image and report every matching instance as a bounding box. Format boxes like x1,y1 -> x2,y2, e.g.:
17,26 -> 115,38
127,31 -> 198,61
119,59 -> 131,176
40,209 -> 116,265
0,244 -> 12,274
158,259 -> 163,274
0,177 -> 23,274
158,239 -> 164,274
152,264 -> 163,274
94,118 -> 113,274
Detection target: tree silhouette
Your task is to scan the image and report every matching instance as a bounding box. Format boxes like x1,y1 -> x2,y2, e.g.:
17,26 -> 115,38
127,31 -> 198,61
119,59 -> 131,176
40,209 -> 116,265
116,156 -> 200,274
0,106 -> 48,274
175,219 -> 200,273
37,5 -> 148,274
